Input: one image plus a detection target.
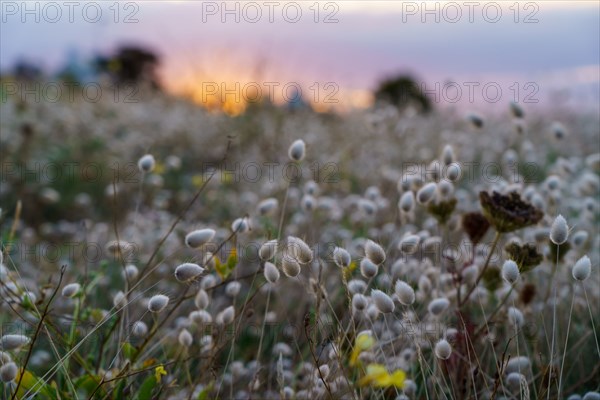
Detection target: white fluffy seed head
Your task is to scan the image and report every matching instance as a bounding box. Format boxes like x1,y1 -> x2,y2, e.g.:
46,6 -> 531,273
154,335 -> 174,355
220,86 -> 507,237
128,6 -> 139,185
259,239 -> 278,261
282,256 -> 301,277
124,264 -> 139,280
395,280 -> 415,305
462,264 -> 479,284
371,289 -> 395,314
572,231 -> 589,248
437,179 -> 454,197
502,260 -> 520,285
399,191 -> 415,213
218,306 -> 235,325
288,139 -> 306,161
572,255 -> 592,281
189,310 -> 212,324
550,214 -> 569,245
419,275 -> 432,293
417,182 -> 437,204
508,307 -> 524,328
583,392 -> 600,400
0,362 -> 17,382
132,321 -> 148,337
446,163 -> 461,182
178,329 -> 193,347
506,372 -> 524,391
304,180 -> 319,195
442,144 -> 455,165
505,356 -> 530,374
148,294 -> 169,313
317,364 -> 330,380
360,258 -> 379,278
105,240 -> 133,255
428,298 -> 450,317
264,262 -> 280,283
232,217 -> 250,233
1,334 -> 30,350
333,247 -> 351,268
61,283 -> 81,298
137,154 -> 155,173
257,198 -> 278,216
364,239 -> 386,265
301,194 -> 316,212
352,293 -> 368,311
435,339 -> 452,360
0,351 -> 11,365
174,263 -> 204,282
200,275 -> 220,290
347,279 -> 367,294
399,234 -> 420,254
287,236 -> 313,264
194,289 -> 210,309
113,291 -> 127,308
366,304 -> 380,320
185,229 -> 215,248
225,281 -> 241,297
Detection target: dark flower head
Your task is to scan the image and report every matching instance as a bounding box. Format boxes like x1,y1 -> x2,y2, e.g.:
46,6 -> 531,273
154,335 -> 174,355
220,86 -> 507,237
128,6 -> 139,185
520,283 -> 536,305
428,198 -> 457,224
548,241 -> 570,263
482,266 -> 502,292
505,242 -> 543,273
479,191 -> 543,233
462,212 -> 490,244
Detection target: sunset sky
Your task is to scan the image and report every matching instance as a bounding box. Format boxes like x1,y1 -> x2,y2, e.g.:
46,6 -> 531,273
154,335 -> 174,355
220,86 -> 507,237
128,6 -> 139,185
2,1 -> 599,112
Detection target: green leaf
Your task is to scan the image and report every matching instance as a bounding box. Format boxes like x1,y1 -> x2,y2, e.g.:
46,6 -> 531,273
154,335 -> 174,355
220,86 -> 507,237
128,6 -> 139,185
215,249 -> 237,280
137,375 -> 157,400
113,379 -> 126,399
122,342 -> 137,360
214,256 -> 227,280
15,369 -> 58,399
75,374 -> 103,396
226,248 -> 237,274
197,382 -> 214,400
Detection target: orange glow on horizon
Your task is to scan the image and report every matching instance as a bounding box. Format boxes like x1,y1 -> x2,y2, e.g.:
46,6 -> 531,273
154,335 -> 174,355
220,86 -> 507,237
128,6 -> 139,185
164,72 -> 375,115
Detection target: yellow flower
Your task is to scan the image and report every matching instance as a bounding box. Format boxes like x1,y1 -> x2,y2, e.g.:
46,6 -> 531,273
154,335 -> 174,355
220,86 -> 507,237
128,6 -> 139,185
154,365 -> 167,382
359,363 -> 406,388
350,331 -> 375,366
192,174 -> 206,188
153,161 -> 165,175
343,260 -> 358,280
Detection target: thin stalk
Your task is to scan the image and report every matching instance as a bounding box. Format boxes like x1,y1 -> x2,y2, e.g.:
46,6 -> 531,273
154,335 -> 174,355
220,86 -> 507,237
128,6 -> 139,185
547,247 -> 560,400
12,266 -> 70,400
460,231 -> 501,307
582,285 -> 600,358
558,290 -> 575,398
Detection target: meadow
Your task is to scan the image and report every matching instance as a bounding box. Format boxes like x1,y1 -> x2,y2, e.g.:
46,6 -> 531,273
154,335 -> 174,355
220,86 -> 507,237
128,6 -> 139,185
0,85 -> 599,399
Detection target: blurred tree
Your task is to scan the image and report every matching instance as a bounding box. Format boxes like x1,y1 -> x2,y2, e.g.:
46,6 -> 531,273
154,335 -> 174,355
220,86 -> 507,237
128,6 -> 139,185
374,75 -> 432,113
94,46 -> 161,89
12,60 -> 43,81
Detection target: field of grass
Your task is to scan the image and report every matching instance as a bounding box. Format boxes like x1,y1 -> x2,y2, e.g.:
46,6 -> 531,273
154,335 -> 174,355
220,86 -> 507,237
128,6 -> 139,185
0,85 -> 599,399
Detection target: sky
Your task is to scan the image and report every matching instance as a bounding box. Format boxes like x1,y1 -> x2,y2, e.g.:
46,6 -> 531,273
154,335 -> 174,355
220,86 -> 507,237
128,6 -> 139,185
1,1 -> 599,112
